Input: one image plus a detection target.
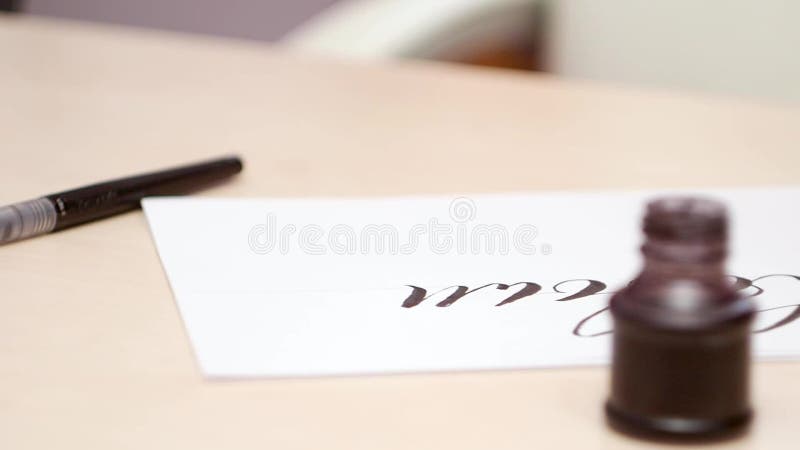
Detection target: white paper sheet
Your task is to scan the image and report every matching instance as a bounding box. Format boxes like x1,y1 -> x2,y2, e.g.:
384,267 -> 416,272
142,188 -> 800,378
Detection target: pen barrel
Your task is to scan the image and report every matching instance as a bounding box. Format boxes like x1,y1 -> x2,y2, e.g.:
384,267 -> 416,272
46,156 -> 242,230
0,198 -> 57,245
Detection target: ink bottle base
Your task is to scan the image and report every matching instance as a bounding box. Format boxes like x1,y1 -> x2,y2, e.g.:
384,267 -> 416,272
606,398 -> 752,442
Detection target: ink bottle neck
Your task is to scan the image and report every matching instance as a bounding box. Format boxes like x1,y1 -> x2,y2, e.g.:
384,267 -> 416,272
640,237 -> 726,281
611,197 -> 752,330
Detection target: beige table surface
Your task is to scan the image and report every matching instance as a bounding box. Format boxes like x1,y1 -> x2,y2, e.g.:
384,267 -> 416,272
2,14 -> 800,450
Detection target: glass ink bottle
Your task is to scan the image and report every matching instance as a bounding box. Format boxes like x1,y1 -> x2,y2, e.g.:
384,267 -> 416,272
606,197 -> 755,440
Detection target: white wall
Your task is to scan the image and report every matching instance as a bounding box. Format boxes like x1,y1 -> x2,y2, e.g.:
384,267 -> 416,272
548,0 -> 800,102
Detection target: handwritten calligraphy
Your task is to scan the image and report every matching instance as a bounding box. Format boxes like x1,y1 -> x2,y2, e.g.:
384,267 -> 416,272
402,274 -> 800,337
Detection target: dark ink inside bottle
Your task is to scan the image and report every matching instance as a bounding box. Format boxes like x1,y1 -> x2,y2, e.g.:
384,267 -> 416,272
606,197 -> 755,441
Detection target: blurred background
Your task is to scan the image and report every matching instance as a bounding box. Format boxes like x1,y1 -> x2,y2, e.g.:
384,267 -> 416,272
3,0 -> 799,103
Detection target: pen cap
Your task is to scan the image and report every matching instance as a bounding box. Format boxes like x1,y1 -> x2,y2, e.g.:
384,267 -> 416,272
606,197 -> 755,440
0,198 -> 57,245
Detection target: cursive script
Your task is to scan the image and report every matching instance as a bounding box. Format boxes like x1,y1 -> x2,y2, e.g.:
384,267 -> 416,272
401,274 -> 800,337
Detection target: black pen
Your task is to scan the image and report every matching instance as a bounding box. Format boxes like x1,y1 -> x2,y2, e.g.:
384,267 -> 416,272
0,156 -> 243,245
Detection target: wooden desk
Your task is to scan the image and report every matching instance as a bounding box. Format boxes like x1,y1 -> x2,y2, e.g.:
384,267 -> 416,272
2,15 -> 799,450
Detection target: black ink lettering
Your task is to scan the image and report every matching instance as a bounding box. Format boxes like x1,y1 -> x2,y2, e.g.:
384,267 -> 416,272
573,306 -> 612,337
401,282 -> 541,308
554,279 -> 607,301
751,274 -> 800,333
726,275 -> 764,297
754,305 -> 800,333
496,283 -> 542,306
402,274 -> 800,336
